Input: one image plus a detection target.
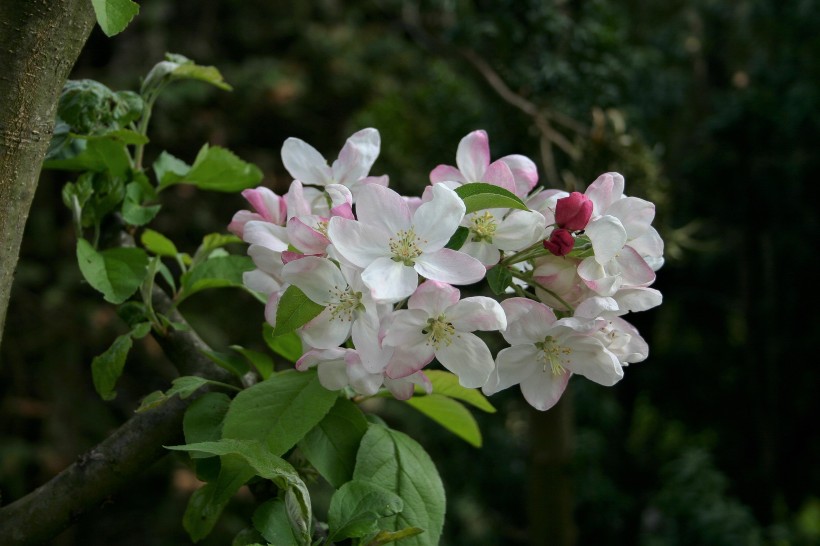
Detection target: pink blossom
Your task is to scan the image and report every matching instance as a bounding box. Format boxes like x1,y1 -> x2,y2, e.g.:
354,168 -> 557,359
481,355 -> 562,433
555,191 -> 593,231
543,228 -> 575,256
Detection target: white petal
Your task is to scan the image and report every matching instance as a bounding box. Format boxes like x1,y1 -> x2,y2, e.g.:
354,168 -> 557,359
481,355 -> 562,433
413,183 -> 466,251
456,130 -> 490,182
248,244 -> 284,278
585,172 -> 624,215
286,216 -> 329,255
299,308 -> 351,349
243,269 -> 280,295
414,249 -> 485,285
448,297 -> 506,332
429,164 -> 466,185
243,221 -> 289,252
331,128 -> 381,185
577,256 -> 623,297
460,240 -> 500,266
500,154 -> 539,197
386,345 -> 435,379
345,352 -> 384,395
281,137 -> 333,186
563,336 -> 623,386
327,217 -> 389,269
436,332 -> 494,388
629,227 -> 665,271
586,215 -> 628,264
500,298 -> 556,345
483,345 -> 540,395
382,309 -> 429,347
615,246 -> 656,287
493,209 -> 547,251
407,281 -> 460,315
612,288 -> 662,314
317,361 -> 349,391
483,160 -> 517,194
354,183 -> 412,236
282,256 -> 345,305
606,196 -> 655,241
519,368 -> 571,411
361,257 -> 419,303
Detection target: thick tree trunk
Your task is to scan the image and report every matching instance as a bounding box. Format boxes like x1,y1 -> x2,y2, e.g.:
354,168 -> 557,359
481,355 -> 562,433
0,0 -> 96,350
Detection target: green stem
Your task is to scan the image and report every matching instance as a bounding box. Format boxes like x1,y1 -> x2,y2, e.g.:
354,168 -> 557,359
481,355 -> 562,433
508,269 -> 575,313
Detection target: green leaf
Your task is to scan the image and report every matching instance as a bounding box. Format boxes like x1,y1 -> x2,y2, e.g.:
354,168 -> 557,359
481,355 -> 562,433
76,239 -> 149,304
201,349 -> 251,379
183,455 -> 255,542
222,370 -> 337,456
404,395 -> 482,447
55,80 -> 143,135
298,397 -> 368,488
262,325 -> 303,364
135,375 -> 219,412
444,226 -> 469,250
420,370 -> 496,413
122,182 -> 161,226
153,151 -> 191,187
179,255 -> 254,302
364,527 -> 425,546
232,527 -> 268,546
486,266 -> 512,295
192,232 -> 243,265
91,333 -> 133,401
231,346 -> 274,381
142,53 -> 232,96
328,481 -> 404,542
353,425 -> 445,546
273,285 -> 325,336
454,182 -> 528,214
91,0 -> 139,37
159,144 -> 262,192
169,439 -> 311,545
183,393 -> 231,458
253,499 -> 299,546
141,229 -> 178,257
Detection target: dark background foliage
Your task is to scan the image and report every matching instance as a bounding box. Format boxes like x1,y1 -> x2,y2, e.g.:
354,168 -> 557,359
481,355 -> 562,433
2,1 -> 819,544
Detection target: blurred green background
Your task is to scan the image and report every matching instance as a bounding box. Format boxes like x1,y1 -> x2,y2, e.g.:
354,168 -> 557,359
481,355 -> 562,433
2,1 -> 819,544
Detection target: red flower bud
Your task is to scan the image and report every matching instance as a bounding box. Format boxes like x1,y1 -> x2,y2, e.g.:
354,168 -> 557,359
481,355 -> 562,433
555,192 -> 593,231
543,228 -> 575,256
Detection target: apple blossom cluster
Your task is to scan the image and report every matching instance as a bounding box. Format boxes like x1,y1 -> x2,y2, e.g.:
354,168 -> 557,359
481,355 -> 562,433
229,129 -> 663,411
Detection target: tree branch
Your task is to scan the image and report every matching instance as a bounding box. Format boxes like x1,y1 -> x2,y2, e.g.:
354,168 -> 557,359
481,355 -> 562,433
0,289 -> 236,545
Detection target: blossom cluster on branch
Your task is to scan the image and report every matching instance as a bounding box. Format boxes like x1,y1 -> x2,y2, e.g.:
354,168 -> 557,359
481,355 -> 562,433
230,129 -> 663,411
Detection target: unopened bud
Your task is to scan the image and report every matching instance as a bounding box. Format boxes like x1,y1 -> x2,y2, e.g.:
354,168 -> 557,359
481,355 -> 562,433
543,228 -> 574,256
555,192 -> 592,231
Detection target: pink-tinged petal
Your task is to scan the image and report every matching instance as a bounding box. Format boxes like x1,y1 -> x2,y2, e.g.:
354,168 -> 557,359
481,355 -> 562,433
382,309 -> 429,347
327,217 -> 389,269
282,256 -> 344,305
281,137 -> 333,186
359,174 -> 389,187
386,345 -> 435,379
296,347 -> 347,371
248,244 -> 284,278
331,128 -> 381,186
555,192 -> 593,231
413,183 -> 466,251
352,315 -> 393,373
483,160 -> 517,194
285,180 -> 313,218
629,227 -> 664,271
385,371 -> 432,400
287,216 -> 330,255
228,210 -> 263,238
414,249 -> 485,285
563,336 -> 623,386
612,287 -> 662,314
243,269 -> 280,295
586,215 -> 627,264
585,172 -> 625,215
456,130 -> 491,182
448,296 -> 506,332
606,196 -> 654,240
361,257 -> 419,303
317,361 -> 350,391
519,367 -> 571,411
577,257 -> 623,297
500,298 -> 556,345
345,352 -> 384,395
243,221 -> 289,252
615,246 -> 656,287
500,154 -> 539,197
282,251 -> 315,264
460,240 -> 501,266
435,332 -> 494,388
242,187 -> 286,224
354,183 -> 412,235
326,183 -> 353,208
300,308 -> 352,350
407,281 -> 460,315
429,164 -> 466,185
607,316 -> 649,364
483,345 -> 540,395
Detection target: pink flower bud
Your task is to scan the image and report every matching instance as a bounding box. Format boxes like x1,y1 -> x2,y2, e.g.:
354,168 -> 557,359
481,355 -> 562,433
543,228 -> 575,257
555,192 -> 593,231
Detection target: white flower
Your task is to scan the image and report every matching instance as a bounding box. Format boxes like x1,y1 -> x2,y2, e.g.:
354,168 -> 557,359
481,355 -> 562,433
327,183 -> 486,303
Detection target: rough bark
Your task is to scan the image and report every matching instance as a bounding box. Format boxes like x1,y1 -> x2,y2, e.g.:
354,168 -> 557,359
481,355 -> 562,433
0,0 -> 96,350
0,289 -> 236,545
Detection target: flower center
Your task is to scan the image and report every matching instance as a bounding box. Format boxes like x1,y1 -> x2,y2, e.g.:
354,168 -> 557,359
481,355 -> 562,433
326,286 -> 363,322
422,315 -> 456,349
535,336 -> 572,375
469,211 -> 497,243
389,228 -> 423,266
315,219 -> 329,238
